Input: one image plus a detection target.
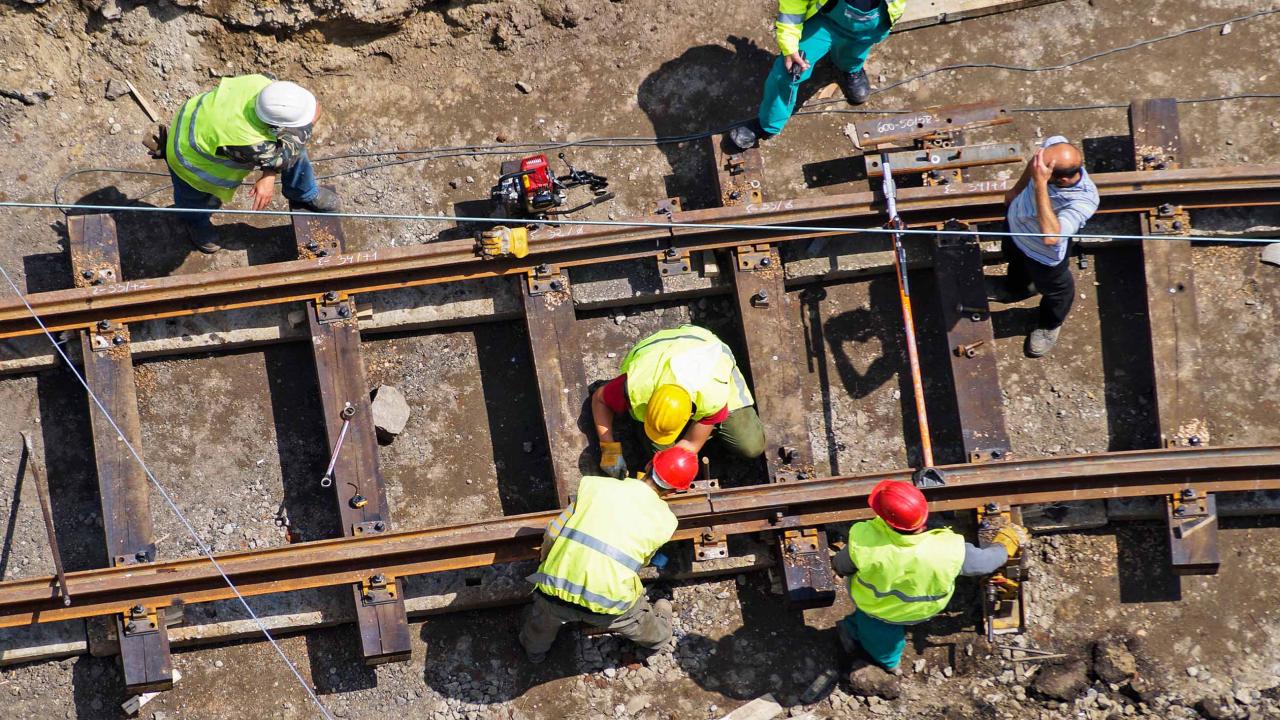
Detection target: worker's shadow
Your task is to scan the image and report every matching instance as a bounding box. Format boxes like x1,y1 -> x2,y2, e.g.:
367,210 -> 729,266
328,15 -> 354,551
418,603 -> 596,703
636,37 -> 775,207
673,575 -> 835,704
56,187 -> 299,282
818,274 -> 958,469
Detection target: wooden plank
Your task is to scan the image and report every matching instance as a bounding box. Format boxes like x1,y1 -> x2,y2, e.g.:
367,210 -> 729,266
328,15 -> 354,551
930,222 -> 1010,463
712,135 -> 834,609
894,0 -> 1066,32
68,214 -> 173,693
520,272 -> 589,505
1129,99 -> 1217,575
297,214 -> 411,664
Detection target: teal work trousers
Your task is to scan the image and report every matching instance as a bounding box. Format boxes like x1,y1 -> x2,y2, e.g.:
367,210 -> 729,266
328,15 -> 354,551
758,3 -> 892,136
838,609 -> 907,670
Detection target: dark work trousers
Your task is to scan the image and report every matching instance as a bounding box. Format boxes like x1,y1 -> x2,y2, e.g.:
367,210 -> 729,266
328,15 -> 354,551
999,237 -> 1075,330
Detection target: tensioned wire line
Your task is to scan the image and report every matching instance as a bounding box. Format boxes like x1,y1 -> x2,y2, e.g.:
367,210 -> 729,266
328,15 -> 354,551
43,6 -> 1280,208
0,261 -> 336,719
0,201 -> 1276,246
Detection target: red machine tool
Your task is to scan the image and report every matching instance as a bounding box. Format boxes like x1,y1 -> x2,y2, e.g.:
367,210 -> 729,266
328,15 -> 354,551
489,152 -> 613,219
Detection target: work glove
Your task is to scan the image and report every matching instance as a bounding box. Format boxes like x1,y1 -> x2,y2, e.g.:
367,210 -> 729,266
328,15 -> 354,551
599,441 -> 627,479
992,523 -> 1030,558
477,225 -> 528,259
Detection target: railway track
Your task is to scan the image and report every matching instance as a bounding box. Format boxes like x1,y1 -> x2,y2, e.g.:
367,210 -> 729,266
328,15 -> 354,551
1,98 -> 1277,694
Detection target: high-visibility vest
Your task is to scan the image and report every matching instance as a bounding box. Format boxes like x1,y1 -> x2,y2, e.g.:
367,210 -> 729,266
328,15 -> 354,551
166,74 -> 277,202
847,517 -> 966,624
619,325 -> 754,423
775,0 -> 908,56
533,476 -> 677,614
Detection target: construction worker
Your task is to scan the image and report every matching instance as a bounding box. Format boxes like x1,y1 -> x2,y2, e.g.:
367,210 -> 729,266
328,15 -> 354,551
832,480 -> 1026,676
519,447 -> 700,662
590,325 -> 765,479
729,0 -> 907,151
986,136 -> 1100,357
166,74 -> 340,254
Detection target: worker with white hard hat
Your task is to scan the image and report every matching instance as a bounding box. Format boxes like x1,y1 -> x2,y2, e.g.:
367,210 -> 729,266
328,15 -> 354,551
165,75 -> 340,254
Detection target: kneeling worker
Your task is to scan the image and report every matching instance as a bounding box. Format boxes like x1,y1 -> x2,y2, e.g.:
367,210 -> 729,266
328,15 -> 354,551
166,74 -> 340,254
834,480 -> 1026,673
519,447 -> 700,662
591,325 -> 765,479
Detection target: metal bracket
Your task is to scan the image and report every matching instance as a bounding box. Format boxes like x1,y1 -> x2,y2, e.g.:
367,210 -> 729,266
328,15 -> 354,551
113,544 -> 157,568
688,479 -> 729,561
360,573 -> 399,606
656,247 -> 692,276
76,264 -> 117,288
353,519 -> 389,537
1136,151 -> 1180,172
968,448 -> 1008,464
777,528 -> 836,610
314,290 -> 355,324
1166,488 -> 1220,575
88,319 -> 129,352
735,245 -> 775,272
526,264 -> 567,296
1144,204 -> 1191,236
121,604 -> 162,637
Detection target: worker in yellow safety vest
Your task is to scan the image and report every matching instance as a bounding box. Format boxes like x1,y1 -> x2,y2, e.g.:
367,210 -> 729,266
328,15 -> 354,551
832,480 -> 1027,678
165,74 -> 340,254
519,447 -> 700,663
729,0 -> 908,151
590,325 -> 765,479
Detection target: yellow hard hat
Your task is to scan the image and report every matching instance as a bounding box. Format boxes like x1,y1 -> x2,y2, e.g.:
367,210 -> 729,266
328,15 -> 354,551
644,384 -> 692,445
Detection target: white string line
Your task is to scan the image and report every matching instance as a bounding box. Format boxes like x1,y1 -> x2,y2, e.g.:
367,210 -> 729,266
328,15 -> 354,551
0,201 -> 1276,245
0,263 -> 335,720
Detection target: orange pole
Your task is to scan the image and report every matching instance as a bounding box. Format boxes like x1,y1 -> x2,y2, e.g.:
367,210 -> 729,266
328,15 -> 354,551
891,242 -> 934,468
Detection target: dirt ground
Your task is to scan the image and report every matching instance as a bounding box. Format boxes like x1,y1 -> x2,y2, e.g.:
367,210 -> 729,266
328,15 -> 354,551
1,0 -> 1280,718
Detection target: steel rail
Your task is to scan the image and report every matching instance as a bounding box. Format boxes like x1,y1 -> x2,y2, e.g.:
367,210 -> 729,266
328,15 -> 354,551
1,165 -> 1278,339
1,445 -> 1278,628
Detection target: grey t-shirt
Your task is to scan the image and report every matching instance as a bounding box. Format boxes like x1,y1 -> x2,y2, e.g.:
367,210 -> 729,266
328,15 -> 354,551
1007,135 -> 1100,266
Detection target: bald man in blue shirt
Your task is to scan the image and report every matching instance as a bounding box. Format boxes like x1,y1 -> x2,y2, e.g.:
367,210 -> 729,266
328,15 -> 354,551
987,136 -> 1099,357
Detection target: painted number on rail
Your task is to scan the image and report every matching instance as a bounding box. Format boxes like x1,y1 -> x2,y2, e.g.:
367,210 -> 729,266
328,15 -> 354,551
540,224 -> 587,240
91,280 -> 151,296
316,251 -> 378,267
875,114 -> 938,134
942,179 -> 1011,194
744,200 -> 795,214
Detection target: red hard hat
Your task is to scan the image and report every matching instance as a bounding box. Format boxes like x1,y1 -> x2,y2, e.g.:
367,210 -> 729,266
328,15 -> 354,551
651,447 -> 698,491
868,480 -> 928,532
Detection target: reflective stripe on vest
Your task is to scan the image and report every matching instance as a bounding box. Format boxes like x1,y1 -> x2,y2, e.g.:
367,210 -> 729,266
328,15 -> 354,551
534,476 -> 677,615
620,325 -> 753,422
846,517 -> 966,624
166,75 -> 276,202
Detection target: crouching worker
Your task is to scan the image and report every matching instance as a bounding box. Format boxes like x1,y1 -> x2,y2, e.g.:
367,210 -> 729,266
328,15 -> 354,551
834,480 -> 1027,675
518,447 -> 700,663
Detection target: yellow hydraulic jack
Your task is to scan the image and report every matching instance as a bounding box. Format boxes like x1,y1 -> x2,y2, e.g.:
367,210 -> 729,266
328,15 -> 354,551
978,502 -> 1027,642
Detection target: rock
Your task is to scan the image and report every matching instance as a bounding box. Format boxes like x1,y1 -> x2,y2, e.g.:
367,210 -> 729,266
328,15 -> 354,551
371,385 -> 411,442
1093,639 -> 1137,685
913,658 -> 926,673
0,89 -> 52,106
1032,659 -> 1090,701
624,694 -> 650,714
515,81 -> 533,94
1195,697 -> 1235,720
538,0 -> 589,28
847,662 -> 901,700
1221,22 -> 1232,35
105,79 -> 131,101
1188,666 -> 1200,677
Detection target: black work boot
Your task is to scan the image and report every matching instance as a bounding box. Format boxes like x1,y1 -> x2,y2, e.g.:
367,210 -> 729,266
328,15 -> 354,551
842,69 -> 872,105
729,123 -> 759,152
292,186 -> 341,213
186,224 -> 221,254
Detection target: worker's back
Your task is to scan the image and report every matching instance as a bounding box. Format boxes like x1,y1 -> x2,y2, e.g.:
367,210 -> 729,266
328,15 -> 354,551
846,517 -> 966,624
533,476 -> 677,614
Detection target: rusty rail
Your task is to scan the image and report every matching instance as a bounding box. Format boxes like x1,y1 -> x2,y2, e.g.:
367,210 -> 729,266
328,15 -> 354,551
1,445 -> 1278,628
2,165 -> 1279,339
